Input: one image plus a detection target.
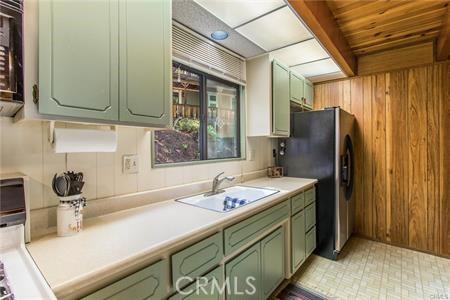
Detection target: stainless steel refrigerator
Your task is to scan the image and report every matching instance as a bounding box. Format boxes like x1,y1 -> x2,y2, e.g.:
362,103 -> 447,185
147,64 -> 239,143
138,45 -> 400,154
279,107 -> 355,260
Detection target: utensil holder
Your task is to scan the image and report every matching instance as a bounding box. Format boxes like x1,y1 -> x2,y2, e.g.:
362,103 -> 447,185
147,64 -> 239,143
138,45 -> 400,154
57,194 -> 85,237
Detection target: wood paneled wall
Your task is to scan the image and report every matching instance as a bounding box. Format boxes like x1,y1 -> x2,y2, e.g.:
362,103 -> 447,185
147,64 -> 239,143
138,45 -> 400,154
314,62 -> 450,257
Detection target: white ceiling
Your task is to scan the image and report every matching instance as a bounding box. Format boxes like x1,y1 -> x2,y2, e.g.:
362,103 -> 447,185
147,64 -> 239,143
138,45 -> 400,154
290,58 -> 341,77
190,0 -> 345,80
236,6 -> 312,51
194,0 -> 285,28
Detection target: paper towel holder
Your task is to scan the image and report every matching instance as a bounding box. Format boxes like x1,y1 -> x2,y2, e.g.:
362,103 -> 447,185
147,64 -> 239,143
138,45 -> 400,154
47,121 -> 118,144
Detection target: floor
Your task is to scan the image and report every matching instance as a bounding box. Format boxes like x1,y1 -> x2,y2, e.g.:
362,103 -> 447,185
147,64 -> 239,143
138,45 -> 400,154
291,237 -> 450,299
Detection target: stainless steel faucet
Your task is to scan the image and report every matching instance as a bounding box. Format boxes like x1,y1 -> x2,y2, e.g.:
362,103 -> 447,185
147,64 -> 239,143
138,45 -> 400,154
205,172 -> 235,196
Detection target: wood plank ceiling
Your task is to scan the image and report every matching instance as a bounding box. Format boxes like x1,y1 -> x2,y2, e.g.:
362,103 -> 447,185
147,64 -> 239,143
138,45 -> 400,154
326,0 -> 450,55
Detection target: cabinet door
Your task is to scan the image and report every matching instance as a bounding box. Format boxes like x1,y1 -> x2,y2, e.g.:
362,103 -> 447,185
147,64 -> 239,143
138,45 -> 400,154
169,266 -> 224,300
39,0 -> 119,120
303,79 -> 314,108
289,72 -> 304,104
226,243 -> 260,300
118,0 -> 171,126
82,260 -> 167,300
261,227 -> 285,299
272,60 -> 290,136
291,210 -> 306,273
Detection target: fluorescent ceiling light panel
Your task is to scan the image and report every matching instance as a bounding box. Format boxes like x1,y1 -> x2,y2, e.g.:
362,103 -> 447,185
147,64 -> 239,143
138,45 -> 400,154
290,58 -> 341,77
270,39 -> 329,66
236,6 -> 312,51
194,0 -> 285,28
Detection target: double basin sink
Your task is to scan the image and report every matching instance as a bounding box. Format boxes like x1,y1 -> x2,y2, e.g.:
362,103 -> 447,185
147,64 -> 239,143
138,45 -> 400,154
176,185 -> 279,212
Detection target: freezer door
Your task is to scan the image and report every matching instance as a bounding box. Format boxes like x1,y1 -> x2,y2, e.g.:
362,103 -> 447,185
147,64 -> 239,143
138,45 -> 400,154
335,109 -> 355,253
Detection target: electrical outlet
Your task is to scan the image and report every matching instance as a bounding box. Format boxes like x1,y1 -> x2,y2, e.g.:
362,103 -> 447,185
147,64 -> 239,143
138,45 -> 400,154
123,154 -> 139,174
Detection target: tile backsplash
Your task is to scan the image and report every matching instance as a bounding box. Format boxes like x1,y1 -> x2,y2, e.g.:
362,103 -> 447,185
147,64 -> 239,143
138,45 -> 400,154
0,117 -> 274,211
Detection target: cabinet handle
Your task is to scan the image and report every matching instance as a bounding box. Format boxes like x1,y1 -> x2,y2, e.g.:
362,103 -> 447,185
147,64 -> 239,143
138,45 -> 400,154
33,84 -> 39,104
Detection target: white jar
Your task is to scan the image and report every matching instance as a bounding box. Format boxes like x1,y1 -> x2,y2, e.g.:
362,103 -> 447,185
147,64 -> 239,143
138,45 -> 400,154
57,195 -> 83,237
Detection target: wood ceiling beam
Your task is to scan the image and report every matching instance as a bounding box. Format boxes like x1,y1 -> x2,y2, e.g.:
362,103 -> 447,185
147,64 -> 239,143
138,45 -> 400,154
436,4 -> 450,61
288,0 -> 356,76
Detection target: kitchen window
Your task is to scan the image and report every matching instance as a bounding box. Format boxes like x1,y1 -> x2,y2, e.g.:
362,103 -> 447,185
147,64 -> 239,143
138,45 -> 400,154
153,62 -> 242,165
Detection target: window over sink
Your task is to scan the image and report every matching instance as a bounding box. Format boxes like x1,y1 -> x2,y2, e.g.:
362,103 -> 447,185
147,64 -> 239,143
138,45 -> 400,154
153,62 -> 243,166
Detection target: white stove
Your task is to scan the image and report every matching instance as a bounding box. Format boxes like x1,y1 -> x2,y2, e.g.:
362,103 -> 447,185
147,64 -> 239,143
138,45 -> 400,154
0,175 -> 55,300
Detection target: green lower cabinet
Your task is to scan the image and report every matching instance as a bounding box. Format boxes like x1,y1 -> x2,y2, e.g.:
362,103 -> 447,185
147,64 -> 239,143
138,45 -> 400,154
306,226 -> 317,257
226,226 -> 286,300
261,227 -> 285,299
291,210 -> 306,273
82,260 -> 167,300
170,266 -> 224,300
226,243 -> 261,300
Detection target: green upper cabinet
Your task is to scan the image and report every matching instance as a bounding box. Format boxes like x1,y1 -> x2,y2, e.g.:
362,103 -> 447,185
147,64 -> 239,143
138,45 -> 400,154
38,0 -> 171,127
38,0 -> 119,120
303,79 -> 314,109
289,71 -> 304,105
272,60 -> 290,136
261,227 -> 285,299
118,0 -> 171,126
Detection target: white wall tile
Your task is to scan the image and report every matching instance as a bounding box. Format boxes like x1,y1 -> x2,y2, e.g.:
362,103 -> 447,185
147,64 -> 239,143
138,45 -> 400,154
0,118 -> 44,209
42,122 -> 66,207
66,152 -> 97,200
165,166 -> 185,187
114,127 -> 138,195
0,119 -> 271,213
96,152 -> 114,198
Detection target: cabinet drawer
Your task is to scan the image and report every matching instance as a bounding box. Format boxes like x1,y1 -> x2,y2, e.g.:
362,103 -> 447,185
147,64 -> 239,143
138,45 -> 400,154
306,226 -> 316,257
224,200 -> 289,256
169,265 -> 224,300
304,187 -> 315,207
82,260 -> 167,300
305,202 -> 316,232
290,192 -> 304,215
171,232 -> 223,287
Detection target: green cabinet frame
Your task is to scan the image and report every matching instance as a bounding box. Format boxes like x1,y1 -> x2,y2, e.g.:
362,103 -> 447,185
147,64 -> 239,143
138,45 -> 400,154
272,60 -> 290,136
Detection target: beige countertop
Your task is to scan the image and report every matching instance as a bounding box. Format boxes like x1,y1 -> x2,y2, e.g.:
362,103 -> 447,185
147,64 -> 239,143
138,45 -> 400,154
27,177 -> 317,299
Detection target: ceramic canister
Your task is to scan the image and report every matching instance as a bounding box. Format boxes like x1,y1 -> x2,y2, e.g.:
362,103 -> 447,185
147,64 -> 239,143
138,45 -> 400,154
57,195 -> 83,237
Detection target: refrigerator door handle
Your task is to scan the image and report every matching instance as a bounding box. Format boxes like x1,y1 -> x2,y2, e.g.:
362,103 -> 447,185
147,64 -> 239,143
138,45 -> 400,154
341,150 -> 351,187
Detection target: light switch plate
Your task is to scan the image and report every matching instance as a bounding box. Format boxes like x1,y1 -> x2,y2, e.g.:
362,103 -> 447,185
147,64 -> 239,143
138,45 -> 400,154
123,154 -> 139,174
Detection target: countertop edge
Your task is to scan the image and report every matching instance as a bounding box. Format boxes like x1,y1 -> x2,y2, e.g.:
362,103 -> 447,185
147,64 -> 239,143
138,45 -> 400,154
33,178 -> 318,298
